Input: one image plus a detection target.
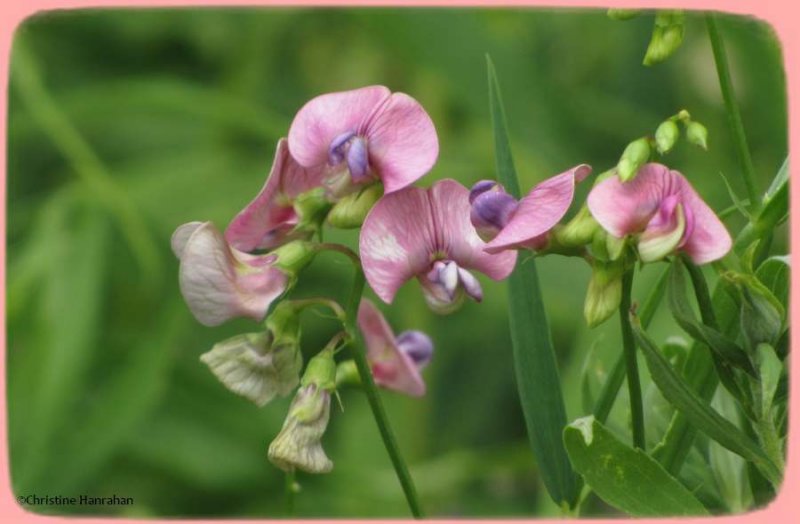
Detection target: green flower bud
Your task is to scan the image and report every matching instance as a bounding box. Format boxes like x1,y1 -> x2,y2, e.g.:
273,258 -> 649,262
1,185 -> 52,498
301,347 -> 337,392
327,183 -> 383,229
655,119 -> 680,154
617,137 -> 651,182
607,8 -> 642,21
268,383 -> 333,474
270,240 -> 319,277
200,332 -> 302,406
335,360 -> 361,388
555,205 -> 599,247
584,260 -> 624,328
686,121 -> 709,150
265,301 -> 302,345
643,11 -> 685,66
293,187 -> 333,232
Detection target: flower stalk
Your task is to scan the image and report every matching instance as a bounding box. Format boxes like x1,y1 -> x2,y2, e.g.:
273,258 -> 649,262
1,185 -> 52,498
620,269 -> 645,449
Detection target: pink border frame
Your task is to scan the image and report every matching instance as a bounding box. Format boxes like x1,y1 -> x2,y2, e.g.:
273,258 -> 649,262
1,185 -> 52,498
0,0 -> 796,522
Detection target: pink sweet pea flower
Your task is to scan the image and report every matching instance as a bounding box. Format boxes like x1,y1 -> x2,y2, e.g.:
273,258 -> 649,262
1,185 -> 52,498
172,221 -> 288,326
358,299 -> 433,397
586,163 -> 732,264
225,139 -> 326,252
287,86 -> 438,196
360,179 -> 517,313
469,164 -> 592,253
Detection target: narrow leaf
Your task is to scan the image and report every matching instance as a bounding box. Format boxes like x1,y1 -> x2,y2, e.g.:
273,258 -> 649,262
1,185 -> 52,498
756,157 -> 788,232
487,55 -> 579,507
631,316 -> 782,487
564,416 -> 708,516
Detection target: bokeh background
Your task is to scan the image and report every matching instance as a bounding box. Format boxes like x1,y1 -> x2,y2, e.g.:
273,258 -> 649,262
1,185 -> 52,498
6,7 -> 787,518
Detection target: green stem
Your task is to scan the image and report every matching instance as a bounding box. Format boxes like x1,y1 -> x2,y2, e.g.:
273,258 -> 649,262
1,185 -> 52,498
594,265 -> 668,423
620,269 -> 645,449
706,13 -> 760,213
285,469 -> 296,516
343,268 -> 424,518
682,258 -> 719,329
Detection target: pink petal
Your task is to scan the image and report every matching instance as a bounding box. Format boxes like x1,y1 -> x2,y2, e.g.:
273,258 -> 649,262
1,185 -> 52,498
485,165 -> 591,253
359,186 -> 436,303
365,92 -> 439,193
178,222 -> 288,326
171,221 -> 204,258
225,139 -> 325,252
357,300 -> 425,396
288,86 -> 391,168
587,163 -> 681,237
673,173 -> 732,264
428,179 -> 517,280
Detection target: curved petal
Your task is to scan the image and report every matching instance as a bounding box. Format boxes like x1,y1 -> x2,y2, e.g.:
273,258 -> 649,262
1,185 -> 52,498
365,92 -> 439,193
225,139 -> 325,252
428,179 -> 517,280
587,163 -> 680,237
485,164 -> 591,253
673,169 -> 732,264
359,186 -> 435,303
288,86 -> 391,168
171,221 -> 204,258
357,300 -> 425,396
179,222 -> 287,326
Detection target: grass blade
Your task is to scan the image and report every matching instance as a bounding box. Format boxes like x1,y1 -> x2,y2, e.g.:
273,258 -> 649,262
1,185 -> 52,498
487,55 -> 579,508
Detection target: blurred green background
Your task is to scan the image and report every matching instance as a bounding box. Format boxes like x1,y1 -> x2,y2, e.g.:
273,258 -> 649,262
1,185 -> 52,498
6,7 -> 786,518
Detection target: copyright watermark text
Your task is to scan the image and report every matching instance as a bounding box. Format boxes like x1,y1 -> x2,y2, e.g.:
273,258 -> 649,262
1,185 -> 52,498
17,494 -> 133,506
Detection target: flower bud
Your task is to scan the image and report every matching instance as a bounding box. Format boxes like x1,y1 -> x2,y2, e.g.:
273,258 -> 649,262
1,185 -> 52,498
293,187 -> 333,233
327,183 -> 383,229
607,8 -> 641,21
655,119 -> 680,154
555,205 -> 599,247
617,137 -> 651,182
200,332 -> 302,406
643,11 -> 685,66
270,240 -> 319,277
265,301 -> 302,345
301,347 -> 338,392
584,260 -> 624,328
268,383 -> 333,474
726,273 -> 784,350
335,360 -> 360,388
686,121 -> 708,150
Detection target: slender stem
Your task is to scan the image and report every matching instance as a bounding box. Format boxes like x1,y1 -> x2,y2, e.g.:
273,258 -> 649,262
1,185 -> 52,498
682,257 -> 719,329
594,265 -> 668,422
318,242 -> 361,266
706,13 -> 760,213
620,269 -> 645,449
288,297 -> 346,321
285,469 -> 296,516
343,268 -> 424,518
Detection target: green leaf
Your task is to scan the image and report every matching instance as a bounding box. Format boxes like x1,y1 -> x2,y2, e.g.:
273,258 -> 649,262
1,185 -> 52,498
631,317 -> 782,487
668,260 -> 756,377
709,389 -> 752,513
563,416 -> 708,516
756,157 -> 788,232
487,55 -> 579,508
756,255 -> 789,309
756,343 -> 782,419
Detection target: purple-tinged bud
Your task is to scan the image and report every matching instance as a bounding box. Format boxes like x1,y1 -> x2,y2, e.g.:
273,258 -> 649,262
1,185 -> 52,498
441,261 -> 459,298
469,179 -> 500,204
328,130 -> 356,166
457,267 -> 483,302
470,188 -> 518,242
421,260 -> 483,314
396,330 -> 434,369
346,136 -> 370,182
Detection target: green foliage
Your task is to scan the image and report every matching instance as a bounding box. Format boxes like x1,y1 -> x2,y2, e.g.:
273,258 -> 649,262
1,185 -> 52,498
564,416 -> 708,516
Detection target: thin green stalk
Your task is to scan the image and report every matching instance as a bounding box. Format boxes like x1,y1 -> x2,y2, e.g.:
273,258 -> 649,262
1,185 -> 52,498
706,13 -> 760,212
682,259 -> 718,329
594,265 -> 668,423
343,267 -> 424,518
620,270 -> 645,449
285,469 -> 296,516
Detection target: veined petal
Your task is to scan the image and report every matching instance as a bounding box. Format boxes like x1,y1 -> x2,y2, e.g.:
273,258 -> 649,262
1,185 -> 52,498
587,163 -> 682,237
359,186 -> 435,303
288,86 -> 391,168
357,300 -> 425,396
485,164 -> 591,253
365,92 -> 439,193
428,179 -> 517,280
225,139 -> 325,252
178,222 -> 288,326
171,221 -> 204,258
